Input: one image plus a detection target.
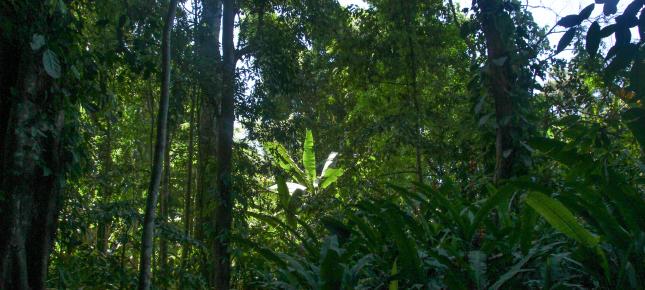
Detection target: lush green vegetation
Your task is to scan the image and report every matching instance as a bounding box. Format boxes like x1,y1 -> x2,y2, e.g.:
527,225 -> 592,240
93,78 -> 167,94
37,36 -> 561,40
1,0 -> 645,289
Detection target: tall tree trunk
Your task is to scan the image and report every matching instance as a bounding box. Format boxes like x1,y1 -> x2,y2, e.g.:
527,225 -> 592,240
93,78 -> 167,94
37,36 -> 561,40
402,0 -> 423,184
195,0 -> 222,284
0,30 -> 65,290
97,121 -> 113,254
477,0 -> 516,183
137,0 -> 178,289
159,131 -> 171,273
213,0 -> 236,288
182,91 -> 196,265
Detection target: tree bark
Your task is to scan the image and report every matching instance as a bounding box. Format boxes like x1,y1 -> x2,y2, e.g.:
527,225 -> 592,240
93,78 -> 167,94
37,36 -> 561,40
159,131 -> 171,273
403,1 -> 423,184
137,0 -> 178,289
213,0 -> 236,288
195,0 -> 222,284
477,0 -> 516,183
182,91 -> 196,265
0,31 -> 65,290
97,121 -> 113,254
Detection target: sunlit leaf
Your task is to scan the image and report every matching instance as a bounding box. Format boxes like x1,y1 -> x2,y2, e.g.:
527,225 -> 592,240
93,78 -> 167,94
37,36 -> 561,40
526,192 -> 598,248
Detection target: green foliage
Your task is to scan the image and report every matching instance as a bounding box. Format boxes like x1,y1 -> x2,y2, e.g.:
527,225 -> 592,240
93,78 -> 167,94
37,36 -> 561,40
5,0 -> 643,289
525,191 -> 598,248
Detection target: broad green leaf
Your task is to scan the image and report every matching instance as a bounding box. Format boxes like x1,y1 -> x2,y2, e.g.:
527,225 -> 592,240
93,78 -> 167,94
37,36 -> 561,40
276,175 -> 290,210
578,4 -> 595,20
586,21 -> 601,57
383,206 -> 422,279
264,142 -> 307,185
319,168 -> 344,189
43,49 -> 61,78
526,192 -> 598,248
468,250 -> 487,290
320,235 -> 342,290
556,28 -> 577,54
303,129 -> 316,188
556,14 -> 582,28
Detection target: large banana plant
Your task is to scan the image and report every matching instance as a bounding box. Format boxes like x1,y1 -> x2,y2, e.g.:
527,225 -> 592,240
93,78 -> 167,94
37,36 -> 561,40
265,129 -> 345,226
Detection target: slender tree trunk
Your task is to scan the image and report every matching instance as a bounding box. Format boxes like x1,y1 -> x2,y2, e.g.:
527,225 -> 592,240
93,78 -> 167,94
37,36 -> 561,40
159,131 -> 171,273
403,1 -> 423,184
137,0 -> 178,289
97,122 -> 113,254
182,91 -> 196,265
408,36 -> 423,184
477,0 -> 516,182
213,0 -> 236,288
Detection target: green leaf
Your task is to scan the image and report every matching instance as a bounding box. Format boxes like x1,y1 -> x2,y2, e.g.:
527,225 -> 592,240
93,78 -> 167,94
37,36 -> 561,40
236,238 -> 287,267
525,192 -> 598,248
264,142 -> 307,185
31,34 -> 45,50
281,254 -> 317,287
600,24 -> 616,38
490,243 -> 552,290
319,168 -> 344,189
383,205 -> 422,279
557,14 -> 582,28
578,4 -> 595,20
276,175 -> 291,210
320,235 -> 343,290
468,250 -> 487,290
586,21 -> 601,57
388,259 -> 398,290
43,49 -> 61,79
491,242 -> 560,290
303,129 -> 316,188
556,28 -> 577,54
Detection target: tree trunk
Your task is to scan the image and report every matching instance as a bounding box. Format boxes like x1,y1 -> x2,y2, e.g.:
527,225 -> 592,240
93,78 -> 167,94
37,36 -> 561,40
0,30 -> 65,290
213,0 -> 236,288
182,91 -> 196,265
195,0 -> 222,284
159,131 -> 171,273
403,3 -> 423,184
477,0 -> 516,183
137,0 -> 178,289
97,121 -> 113,254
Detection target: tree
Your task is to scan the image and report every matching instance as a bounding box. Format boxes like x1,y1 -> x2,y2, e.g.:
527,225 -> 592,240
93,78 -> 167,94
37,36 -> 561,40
0,1 -> 90,288
137,0 -> 178,289
475,0 -> 518,182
